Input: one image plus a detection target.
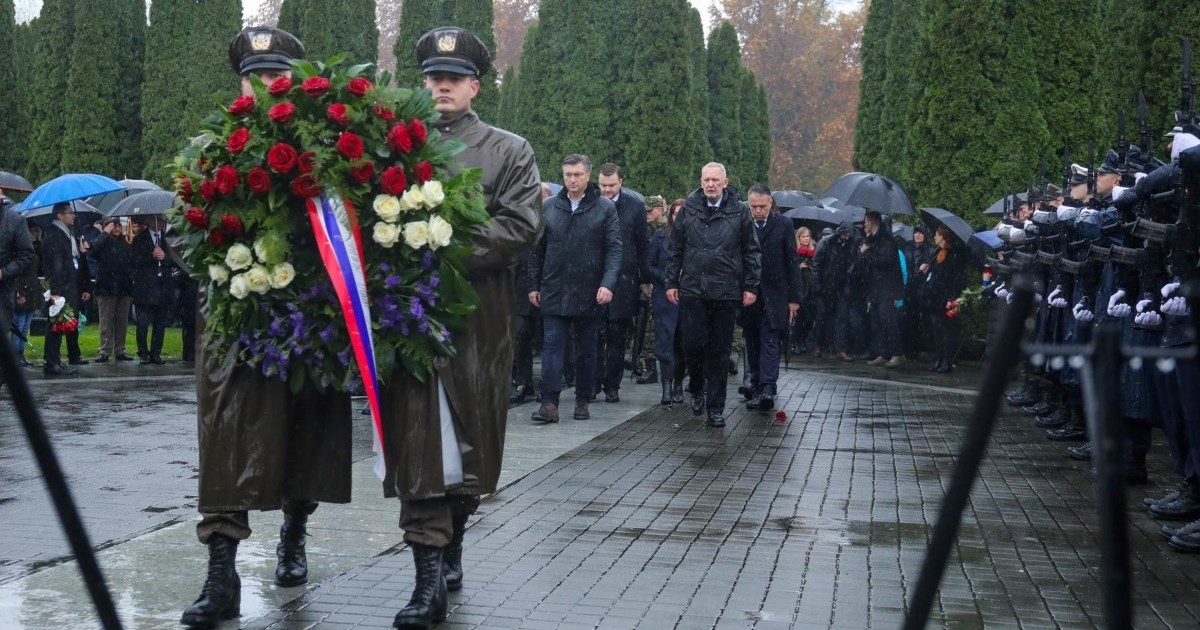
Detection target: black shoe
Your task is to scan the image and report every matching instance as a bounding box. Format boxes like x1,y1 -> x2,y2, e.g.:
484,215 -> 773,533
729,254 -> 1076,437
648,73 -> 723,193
1004,384 -> 1033,403
738,385 -> 754,399
67,357 -> 89,366
115,353 -> 135,362
935,363 -> 953,374
690,393 -> 704,417
17,354 -> 32,368
747,384 -> 775,411
927,360 -> 943,372
707,411 -> 726,427
43,363 -> 77,377
393,543 -> 448,629
1007,387 -> 1042,407
1150,490 -> 1200,520
1045,425 -> 1086,442
635,364 -> 658,385
149,355 -> 166,365
274,509 -> 309,587
1034,408 -> 1070,429
671,382 -> 684,404
180,534 -> 241,627
573,400 -> 591,420
443,513 -> 468,592
604,389 -> 620,403
660,380 -> 674,406
508,385 -> 534,407
1145,484 -> 1188,509
1065,444 -> 1091,461
1168,517 -> 1200,553
1021,401 -> 1056,417
94,354 -> 110,363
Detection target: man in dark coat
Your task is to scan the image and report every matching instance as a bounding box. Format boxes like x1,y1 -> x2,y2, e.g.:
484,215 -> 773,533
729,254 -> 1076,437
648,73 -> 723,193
739,185 -> 802,411
859,210 -> 905,367
528,154 -> 622,424
593,163 -> 650,402
665,163 -> 762,427
130,216 -> 176,365
0,198 -> 35,376
41,202 -> 92,376
812,221 -> 857,361
90,218 -> 135,362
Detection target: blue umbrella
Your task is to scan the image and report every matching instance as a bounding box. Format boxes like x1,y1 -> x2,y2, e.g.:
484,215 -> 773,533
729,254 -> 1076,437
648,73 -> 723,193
16,173 -> 125,212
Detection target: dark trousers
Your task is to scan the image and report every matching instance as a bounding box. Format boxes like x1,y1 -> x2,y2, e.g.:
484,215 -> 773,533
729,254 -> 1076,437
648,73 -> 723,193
1155,357 -> 1200,479
400,494 -> 481,548
668,325 -> 687,382
743,313 -> 783,388
196,499 -> 317,544
540,315 -> 601,405
680,298 -> 738,412
135,303 -> 171,358
595,317 -> 632,392
511,314 -> 536,387
868,298 -> 901,358
930,310 -> 960,366
44,329 -> 81,365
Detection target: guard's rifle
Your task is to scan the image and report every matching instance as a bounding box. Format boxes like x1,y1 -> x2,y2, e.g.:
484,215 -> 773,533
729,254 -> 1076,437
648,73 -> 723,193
1087,141 -> 1097,198
1062,144 -> 1072,200
1137,90 -> 1154,157
1116,112 -> 1129,178
1107,244 -> 1142,268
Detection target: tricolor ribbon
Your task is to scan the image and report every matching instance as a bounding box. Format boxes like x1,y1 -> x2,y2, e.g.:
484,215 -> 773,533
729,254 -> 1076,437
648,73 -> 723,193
307,191 -> 387,480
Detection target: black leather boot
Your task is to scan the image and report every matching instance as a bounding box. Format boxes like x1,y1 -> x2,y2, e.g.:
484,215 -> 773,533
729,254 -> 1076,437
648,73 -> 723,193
443,513 -> 468,592
671,381 -> 684,404
181,534 -> 241,627
394,543 -> 448,629
275,509 -> 310,587
1035,407 -> 1069,429
1150,479 -> 1200,521
1007,383 -> 1042,406
660,379 -> 673,406
636,359 -> 658,384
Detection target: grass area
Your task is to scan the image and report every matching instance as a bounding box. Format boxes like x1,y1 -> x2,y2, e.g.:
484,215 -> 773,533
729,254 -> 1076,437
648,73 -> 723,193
17,324 -> 186,360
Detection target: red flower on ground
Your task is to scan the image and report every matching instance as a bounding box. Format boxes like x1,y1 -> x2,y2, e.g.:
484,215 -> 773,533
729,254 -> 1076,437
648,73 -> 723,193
373,102 -> 396,121
226,128 -> 250,154
337,132 -> 364,160
228,95 -> 256,117
349,161 -> 375,184
413,161 -> 434,185
246,167 -> 272,194
774,410 -> 788,423
267,143 -> 299,173
214,165 -> 239,195
199,180 -> 217,204
387,124 -> 412,154
347,77 -> 373,97
380,166 -> 407,195
301,76 -> 332,97
268,102 -> 296,124
184,207 -> 209,229
408,119 -> 428,146
298,151 -> 317,175
268,76 -> 292,96
291,175 -> 323,198
220,214 -> 243,236
327,103 -> 350,126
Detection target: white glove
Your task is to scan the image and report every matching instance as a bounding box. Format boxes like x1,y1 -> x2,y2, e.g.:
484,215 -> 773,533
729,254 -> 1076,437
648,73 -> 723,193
1107,289 -> 1131,317
1034,293 -> 1043,304
1134,299 -> 1163,326
1006,291 -> 1014,304
1073,302 -> 1094,321
1163,296 -> 1190,315
1048,286 -> 1068,308
1134,172 -> 1148,182
995,284 -> 1009,300
1162,281 -> 1181,299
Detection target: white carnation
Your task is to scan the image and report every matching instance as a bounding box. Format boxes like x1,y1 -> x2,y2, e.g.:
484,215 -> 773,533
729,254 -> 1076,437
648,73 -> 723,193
208,264 -> 230,285
228,274 -> 250,300
427,215 -> 453,250
244,265 -> 272,294
373,221 -> 401,248
269,262 -> 296,289
372,194 -> 403,222
420,180 -> 445,208
224,243 -> 254,271
403,220 -> 430,249
399,185 -> 425,212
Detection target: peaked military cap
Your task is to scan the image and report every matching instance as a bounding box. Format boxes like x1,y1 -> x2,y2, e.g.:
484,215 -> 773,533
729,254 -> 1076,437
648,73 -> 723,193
416,27 -> 492,77
1096,148 -> 1123,174
229,27 -> 305,76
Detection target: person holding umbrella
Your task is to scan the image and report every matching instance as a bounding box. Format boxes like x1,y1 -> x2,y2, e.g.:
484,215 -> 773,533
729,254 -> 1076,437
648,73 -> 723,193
923,225 -> 967,373
858,210 -> 905,368
90,217 -> 135,363
129,216 -> 176,365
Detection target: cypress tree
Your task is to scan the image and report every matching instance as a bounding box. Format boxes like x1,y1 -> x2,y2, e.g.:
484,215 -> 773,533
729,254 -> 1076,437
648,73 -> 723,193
300,0 -> 378,68
1092,0 -> 1151,144
0,0 -> 16,169
600,0 -> 641,168
392,0 -> 440,90
277,0 -> 302,36
750,83 -> 772,187
61,0 -> 122,175
1139,2 -> 1200,146
685,7 -> 710,175
9,19 -> 36,173
853,0 -> 892,173
392,0 -> 498,120
707,23 -> 745,189
27,0 -> 75,182
113,0 -> 146,178
1027,0 -> 1100,156
874,0 -> 920,182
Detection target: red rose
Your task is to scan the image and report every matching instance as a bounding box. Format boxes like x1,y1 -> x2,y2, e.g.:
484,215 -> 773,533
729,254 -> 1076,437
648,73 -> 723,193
347,77 -> 373,97
291,175 -> 323,198
184,207 -> 209,229
349,161 -> 375,184
220,213 -> 243,235
268,102 -> 296,124
387,124 -> 412,153
207,230 -> 226,246
214,165 -> 239,195
246,166 -> 272,194
380,166 -> 407,195
267,143 -> 299,173
301,76 -> 332,97
373,102 -> 396,121
268,76 -> 292,96
327,103 -> 350,126
298,151 -> 317,174
228,95 -> 256,117
176,177 -> 194,203
414,160 -> 434,185
408,118 -> 428,146
199,180 -> 217,204
226,128 -> 250,154
336,131 -> 364,160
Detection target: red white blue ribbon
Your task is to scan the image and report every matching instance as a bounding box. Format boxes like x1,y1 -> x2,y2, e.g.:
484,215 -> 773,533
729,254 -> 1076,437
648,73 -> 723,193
307,191 -> 386,479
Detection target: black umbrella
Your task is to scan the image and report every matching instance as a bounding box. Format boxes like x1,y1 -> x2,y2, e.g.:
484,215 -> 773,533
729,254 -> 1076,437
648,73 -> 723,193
892,222 -> 914,241
819,197 -> 866,223
920,207 -> 989,267
821,172 -> 915,215
0,170 -> 33,192
771,189 -> 819,210
106,190 -> 178,218
781,204 -> 843,229
983,192 -> 1027,216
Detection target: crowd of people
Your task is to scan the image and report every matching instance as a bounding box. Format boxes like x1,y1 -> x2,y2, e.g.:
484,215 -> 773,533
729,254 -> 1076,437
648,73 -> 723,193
0,197 -> 196,376
508,160 -> 973,428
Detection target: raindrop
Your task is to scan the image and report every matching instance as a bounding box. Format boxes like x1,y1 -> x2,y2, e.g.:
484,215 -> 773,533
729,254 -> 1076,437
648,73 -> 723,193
1069,355 -> 1086,369
1031,353 -> 1046,367
1050,356 -> 1065,370
1129,357 -> 1144,371
1157,357 -> 1177,373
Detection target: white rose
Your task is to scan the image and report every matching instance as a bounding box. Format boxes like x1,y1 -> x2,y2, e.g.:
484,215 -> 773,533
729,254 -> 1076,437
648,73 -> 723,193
253,238 -> 268,263
372,194 -> 402,222
228,274 -> 250,300
403,220 -> 430,249
399,185 -> 425,212
421,180 -> 445,208
224,243 -> 253,271
427,215 -> 453,250
208,264 -> 230,285
269,262 -> 296,289
244,265 -> 272,294
373,222 -> 401,248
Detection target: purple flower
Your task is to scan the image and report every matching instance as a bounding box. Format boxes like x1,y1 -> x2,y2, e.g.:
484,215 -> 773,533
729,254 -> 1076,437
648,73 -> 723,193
409,297 -> 425,320
421,250 -> 434,271
336,347 -> 351,366
379,262 -> 392,273
319,325 -> 334,344
386,274 -> 401,289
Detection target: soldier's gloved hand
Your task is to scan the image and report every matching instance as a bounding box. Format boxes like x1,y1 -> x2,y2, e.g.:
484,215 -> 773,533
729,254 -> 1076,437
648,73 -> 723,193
994,283 -> 1009,300
1006,291 -> 1015,304
1048,286 -> 1068,308
1134,296 -> 1163,326
1073,301 -> 1094,322
1161,280 -> 1181,300
1107,289 -> 1131,317
1034,292 -> 1043,304
1161,281 -> 1189,315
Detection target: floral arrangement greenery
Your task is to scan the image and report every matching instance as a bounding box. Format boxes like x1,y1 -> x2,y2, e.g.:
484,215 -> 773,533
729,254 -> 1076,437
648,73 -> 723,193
170,56 -> 489,392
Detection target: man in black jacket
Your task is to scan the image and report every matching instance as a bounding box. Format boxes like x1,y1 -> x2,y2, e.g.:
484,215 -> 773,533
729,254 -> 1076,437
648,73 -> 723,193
739,185 -> 802,411
42,202 -> 92,375
859,210 -> 905,367
665,163 -> 762,427
130,216 -> 176,365
0,198 -> 35,363
593,163 -> 650,402
91,218 -> 135,362
527,154 -> 622,423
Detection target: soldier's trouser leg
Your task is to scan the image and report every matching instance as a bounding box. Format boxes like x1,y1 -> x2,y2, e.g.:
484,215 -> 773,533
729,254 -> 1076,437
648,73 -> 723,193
196,500 -> 318,544
400,495 -> 481,548
1177,359 -> 1200,479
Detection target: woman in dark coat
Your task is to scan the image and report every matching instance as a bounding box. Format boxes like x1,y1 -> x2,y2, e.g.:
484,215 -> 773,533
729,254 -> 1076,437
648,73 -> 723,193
790,226 -> 816,355
924,225 -> 967,373
648,199 -> 686,405
905,226 -> 936,358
